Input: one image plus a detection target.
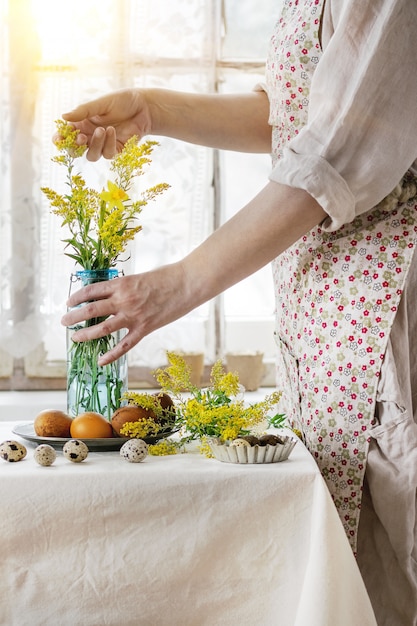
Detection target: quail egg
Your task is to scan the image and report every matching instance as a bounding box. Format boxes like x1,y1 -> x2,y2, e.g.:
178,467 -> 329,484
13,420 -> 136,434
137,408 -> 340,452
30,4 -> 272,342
120,438 -> 148,463
34,444 -> 57,466
230,438 -> 251,448
63,439 -> 89,463
0,440 -> 27,462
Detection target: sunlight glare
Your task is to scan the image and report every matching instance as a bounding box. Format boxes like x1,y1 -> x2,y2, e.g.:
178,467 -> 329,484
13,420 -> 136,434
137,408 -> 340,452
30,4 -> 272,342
30,0 -> 99,65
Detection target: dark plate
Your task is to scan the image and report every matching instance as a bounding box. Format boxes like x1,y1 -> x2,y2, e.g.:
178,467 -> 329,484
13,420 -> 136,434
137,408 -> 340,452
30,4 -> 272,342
12,423 -> 176,452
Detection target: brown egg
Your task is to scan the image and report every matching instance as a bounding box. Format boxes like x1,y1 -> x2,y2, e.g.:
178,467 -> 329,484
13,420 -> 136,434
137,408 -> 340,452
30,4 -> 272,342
111,405 -> 156,436
70,412 -> 114,439
239,435 -> 260,446
258,434 -> 284,446
153,392 -> 176,428
153,392 -> 175,412
34,409 -> 73,438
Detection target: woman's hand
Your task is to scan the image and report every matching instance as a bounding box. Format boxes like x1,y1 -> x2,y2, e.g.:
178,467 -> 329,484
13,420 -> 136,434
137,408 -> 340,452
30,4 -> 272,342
61,263 -> 196,365
58,89 -> 152,160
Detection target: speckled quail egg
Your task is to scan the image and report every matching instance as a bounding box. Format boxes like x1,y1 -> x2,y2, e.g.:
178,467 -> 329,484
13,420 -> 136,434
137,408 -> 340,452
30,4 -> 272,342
34,444 -> 57,466
62,439 -> 89,463
0,440 -> 27,462
120,439 -> 148,463
230,438 -> 251,448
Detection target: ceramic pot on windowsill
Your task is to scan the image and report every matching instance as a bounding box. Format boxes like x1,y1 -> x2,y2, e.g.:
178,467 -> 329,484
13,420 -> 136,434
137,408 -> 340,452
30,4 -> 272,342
225,352 -> 264,392
66,269 -> 127,420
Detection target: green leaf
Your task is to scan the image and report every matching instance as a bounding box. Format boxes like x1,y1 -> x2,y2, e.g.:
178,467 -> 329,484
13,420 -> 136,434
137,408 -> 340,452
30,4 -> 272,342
267,413 -> 287,428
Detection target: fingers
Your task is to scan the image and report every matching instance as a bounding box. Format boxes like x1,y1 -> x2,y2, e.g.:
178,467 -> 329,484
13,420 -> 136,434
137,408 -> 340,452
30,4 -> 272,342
53,125 -> 118,161
62,100 -> 103,123
61,280 -> 142,365
97,330 -> 142,366
83,127 -> 118,160
62,300 -> 116,329
101,127 -> 118,158
61,267 -> 188,365
68,321 -> 140,366
65,283 -> 106,308
60,97 -> 119,160
62,107 -> 88,122
69,311 -> 124,342
64,306 -> 142,366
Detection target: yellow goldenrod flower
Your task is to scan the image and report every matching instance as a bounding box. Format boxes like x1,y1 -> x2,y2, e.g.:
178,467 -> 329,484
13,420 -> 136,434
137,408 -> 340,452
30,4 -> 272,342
154,351 -> 195,393
198,437 -> 214,458
153,352 -> 283,456
148,440 -> 179,456
119,418 -> 161,439
42,119 -> 169,270
53,118 -> 87,158
121,392 -> 171,422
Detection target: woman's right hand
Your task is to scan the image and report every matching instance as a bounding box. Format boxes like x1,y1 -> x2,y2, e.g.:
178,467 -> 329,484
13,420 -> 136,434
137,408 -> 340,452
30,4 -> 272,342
58,88 -> 152,160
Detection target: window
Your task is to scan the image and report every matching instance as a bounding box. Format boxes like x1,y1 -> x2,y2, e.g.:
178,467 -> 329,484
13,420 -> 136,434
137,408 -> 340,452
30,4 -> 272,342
0,0 -> 280,390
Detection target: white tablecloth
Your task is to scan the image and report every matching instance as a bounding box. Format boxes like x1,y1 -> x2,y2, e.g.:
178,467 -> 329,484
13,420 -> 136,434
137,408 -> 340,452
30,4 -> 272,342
0,422 -> 377,626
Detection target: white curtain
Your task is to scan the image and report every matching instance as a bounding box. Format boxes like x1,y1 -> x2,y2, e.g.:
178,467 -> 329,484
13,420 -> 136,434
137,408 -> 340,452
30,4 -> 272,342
0,0 -> 277,380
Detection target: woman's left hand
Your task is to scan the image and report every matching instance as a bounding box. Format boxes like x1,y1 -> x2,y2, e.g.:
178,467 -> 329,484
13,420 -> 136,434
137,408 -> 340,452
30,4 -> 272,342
61,264 -> 191,365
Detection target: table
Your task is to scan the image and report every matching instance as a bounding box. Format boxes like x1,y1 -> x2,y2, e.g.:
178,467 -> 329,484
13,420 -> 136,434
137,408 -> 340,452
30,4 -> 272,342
0,422 -> 377,626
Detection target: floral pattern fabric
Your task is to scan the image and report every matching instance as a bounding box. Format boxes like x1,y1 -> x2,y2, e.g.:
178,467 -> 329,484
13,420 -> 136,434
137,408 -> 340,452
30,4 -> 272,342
267,0 -> 417,551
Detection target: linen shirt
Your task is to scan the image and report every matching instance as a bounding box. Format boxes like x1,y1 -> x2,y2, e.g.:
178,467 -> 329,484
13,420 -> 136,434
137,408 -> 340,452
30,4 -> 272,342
267,0 -> 417,231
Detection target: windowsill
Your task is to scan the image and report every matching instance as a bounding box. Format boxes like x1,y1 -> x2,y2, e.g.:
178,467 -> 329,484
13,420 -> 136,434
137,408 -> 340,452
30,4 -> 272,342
0,388 -> 277,422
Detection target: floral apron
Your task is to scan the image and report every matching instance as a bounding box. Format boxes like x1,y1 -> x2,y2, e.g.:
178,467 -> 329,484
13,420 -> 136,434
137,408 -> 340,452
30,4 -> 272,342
268,0 -> 417,551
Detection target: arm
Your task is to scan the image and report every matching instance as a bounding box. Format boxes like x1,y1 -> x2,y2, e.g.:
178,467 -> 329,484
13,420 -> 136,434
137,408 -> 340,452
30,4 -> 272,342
61,181 -> 326,365
62,88 -> 272,159
149,89 -> 271,152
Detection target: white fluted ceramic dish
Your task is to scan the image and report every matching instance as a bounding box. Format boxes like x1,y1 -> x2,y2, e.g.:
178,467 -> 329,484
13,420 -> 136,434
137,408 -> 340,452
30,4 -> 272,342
209,435 -> 297,464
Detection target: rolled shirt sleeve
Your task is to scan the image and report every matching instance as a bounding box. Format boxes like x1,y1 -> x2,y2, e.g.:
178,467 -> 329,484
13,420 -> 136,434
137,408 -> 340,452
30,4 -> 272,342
267,0 -> 417,231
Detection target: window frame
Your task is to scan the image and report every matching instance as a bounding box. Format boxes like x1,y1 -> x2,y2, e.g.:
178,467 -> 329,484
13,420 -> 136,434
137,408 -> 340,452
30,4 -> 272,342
0,0 -> 276,391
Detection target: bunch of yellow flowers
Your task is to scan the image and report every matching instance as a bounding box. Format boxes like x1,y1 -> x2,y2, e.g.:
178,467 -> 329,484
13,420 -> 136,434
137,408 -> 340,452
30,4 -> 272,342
41,119 -> 169,270
155,352 -> 282,454
112,352 -> 283,457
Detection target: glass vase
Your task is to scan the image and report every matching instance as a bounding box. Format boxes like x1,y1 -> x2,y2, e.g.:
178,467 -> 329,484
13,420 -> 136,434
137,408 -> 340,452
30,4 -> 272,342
66,269 -> 127,420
